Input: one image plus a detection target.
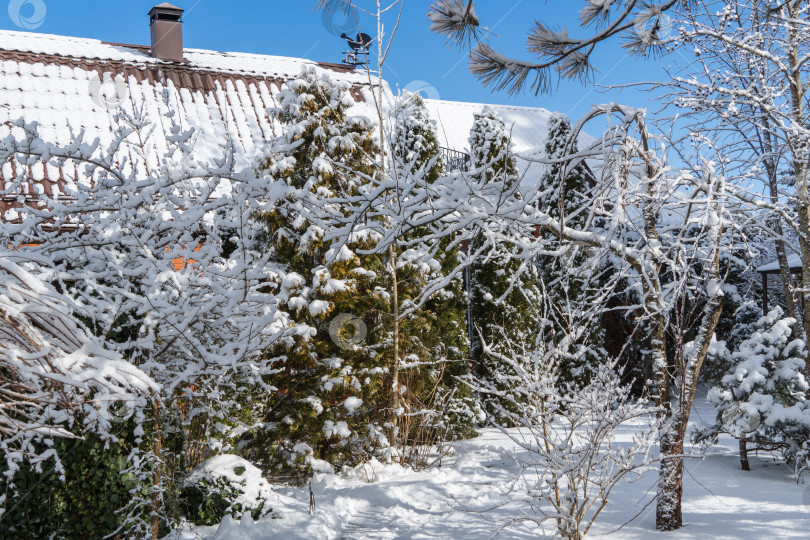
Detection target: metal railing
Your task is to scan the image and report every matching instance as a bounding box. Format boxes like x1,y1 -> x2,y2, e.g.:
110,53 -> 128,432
440,147 -> 471,172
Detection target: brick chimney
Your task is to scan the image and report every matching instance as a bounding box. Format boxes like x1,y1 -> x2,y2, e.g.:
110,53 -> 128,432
149,3 -> 184,62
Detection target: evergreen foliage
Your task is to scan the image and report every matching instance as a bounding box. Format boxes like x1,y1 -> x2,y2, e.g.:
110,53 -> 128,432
179,455 -> 274,526
391,93 -> 477,443
536,113 -> 604,388
248,67 -> 390,477
393,92 -> 444,184
0,422 -> 147,539
467,106 -> 541,423
707,307 -> 810,457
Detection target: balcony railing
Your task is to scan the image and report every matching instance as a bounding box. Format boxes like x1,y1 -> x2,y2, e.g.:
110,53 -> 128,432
440,147 -> 471,172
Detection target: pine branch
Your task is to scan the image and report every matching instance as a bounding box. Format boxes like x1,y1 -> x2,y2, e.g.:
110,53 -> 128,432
432,0 -> 683,95
470,43 -> 551,96
579,0 -> 621,29
621,1 -> 676,57
428,0 -> 482,48
527,22 -> 580,58
315,0 -> 353,14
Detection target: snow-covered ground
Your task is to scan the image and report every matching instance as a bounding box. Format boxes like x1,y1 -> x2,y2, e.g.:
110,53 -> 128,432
185,399 -> 810,539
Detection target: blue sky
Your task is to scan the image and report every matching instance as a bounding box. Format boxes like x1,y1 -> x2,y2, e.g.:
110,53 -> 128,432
1,1 -> 676,121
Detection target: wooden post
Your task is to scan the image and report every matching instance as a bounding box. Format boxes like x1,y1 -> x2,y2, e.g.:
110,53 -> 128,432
762,272 -> 768,316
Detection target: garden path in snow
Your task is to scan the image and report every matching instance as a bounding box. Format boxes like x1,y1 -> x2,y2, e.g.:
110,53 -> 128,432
190,400 -> 810,539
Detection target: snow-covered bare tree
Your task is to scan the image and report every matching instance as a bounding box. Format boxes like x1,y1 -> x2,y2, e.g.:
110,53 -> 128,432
0,93 -> 290,535
479,331 -> 659,540
0,253 -> 156,517
317,92 -> 736,530
532,107 -> 734,531
654,1 -> 810,346
421,2 -> 755,530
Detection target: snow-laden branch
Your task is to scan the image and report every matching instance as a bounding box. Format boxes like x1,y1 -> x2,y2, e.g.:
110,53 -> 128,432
0,253 -> 157,482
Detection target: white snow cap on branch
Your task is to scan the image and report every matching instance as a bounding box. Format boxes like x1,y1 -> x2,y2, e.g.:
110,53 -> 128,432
0,253 -> 157,478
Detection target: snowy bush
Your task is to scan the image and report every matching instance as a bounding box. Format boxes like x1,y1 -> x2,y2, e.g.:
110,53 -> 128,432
0,255 -> 157,476
1,88 -> 286,535
179,455 -> 274,526
479,334 -> 660,540
0,254 -> 158,536
707,307 -> 810,466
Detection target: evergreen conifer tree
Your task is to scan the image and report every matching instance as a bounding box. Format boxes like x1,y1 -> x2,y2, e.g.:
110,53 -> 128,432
389,93 -> 477,445
467,106 -> 541,423
708,307 -> 810,469
536,113 -> 604,387
249,68 -> 389,476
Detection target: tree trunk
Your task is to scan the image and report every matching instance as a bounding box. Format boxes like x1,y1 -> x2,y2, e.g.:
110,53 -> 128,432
656,425 -> 684,531
795,185 -> 810,345
787,10 -> 810,354
388,245 -> 401,456
650,297 -> 681,530
652,308 -> 687,531
659,281 -> 723,529
760,94 -> 801,339
151,396 -> 162,540
655,150 -> 726,531
775,234 -> 801,330
766,166 -> 801,337
739,432 -> 750,471
636,121 -> 688,531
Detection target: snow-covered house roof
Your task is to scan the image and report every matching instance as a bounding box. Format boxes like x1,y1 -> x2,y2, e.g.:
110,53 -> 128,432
424,99 -> 555,155
0,25 -> 380,221
756,254 -> 803,274
424,98 -> 596,190
0,13 -> 581,222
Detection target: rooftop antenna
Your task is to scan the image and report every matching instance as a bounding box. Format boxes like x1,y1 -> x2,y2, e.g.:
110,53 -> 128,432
340,32 -> 373,69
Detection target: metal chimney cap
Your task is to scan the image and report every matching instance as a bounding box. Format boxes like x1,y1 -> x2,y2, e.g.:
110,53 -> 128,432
149,3 -> 184,21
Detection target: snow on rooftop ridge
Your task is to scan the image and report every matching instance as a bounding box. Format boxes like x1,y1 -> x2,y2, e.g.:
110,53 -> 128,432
0,29 -> 151,62
425,97 -> 556,115
0,29 -> 372,83
424,97 -> 555,154
756,254 -> 803,273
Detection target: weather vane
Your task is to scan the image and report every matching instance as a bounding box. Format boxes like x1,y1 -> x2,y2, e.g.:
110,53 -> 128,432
340,32 -> 373,69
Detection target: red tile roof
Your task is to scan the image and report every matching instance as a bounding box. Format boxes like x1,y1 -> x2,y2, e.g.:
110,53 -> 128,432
0,29 -> 379,223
